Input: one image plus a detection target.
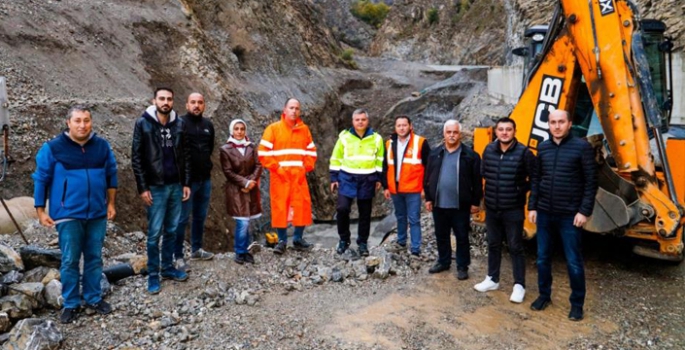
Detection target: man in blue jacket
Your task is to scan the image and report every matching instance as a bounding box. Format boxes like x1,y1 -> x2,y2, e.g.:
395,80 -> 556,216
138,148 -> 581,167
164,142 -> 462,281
33,105 -> 118,324
528,109 -> 598,321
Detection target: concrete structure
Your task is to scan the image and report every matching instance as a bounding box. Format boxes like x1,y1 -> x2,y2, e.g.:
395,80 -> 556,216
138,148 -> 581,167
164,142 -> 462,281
487,52 -> 685,125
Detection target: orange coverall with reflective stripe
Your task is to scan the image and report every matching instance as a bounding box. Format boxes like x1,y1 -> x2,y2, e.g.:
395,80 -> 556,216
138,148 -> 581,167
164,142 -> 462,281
258,115 -> 317,228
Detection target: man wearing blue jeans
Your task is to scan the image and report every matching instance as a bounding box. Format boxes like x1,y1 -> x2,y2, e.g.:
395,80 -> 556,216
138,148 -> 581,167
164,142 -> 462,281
382,116 -> 430,256
174,93 -> 215,270
33,105 -> 117,324
528,109 -> 597,321
132,87 -> 192,294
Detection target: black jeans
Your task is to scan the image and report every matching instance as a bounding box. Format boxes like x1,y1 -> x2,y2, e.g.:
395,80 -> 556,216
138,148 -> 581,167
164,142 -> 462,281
337,195 -> 373,245
486,208 -> 526,287
433,207 -> 471,270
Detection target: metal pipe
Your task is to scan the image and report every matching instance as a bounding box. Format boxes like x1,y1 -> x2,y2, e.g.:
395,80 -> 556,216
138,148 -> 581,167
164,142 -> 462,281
653,126 -> 678,204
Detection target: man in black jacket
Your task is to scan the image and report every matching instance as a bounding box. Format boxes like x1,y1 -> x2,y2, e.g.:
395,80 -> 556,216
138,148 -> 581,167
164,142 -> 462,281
132,87 -> 192,294
424,120 -> 483,280
528,109 -> 598,321
474,117 -> 536,303
174,93 -> 215,269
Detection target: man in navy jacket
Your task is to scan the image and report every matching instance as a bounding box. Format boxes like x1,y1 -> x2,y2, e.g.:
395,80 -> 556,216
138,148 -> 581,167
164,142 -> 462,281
33,105 -> 118,324
528,109 -> 598,321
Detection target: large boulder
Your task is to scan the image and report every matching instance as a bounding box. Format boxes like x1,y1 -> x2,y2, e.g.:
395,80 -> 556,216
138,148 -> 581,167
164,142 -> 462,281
18,246 -> 61,271
3,318 -> 63,350
0,197 -> 37,235
0,244 -> 23,273
43,280 -> 63,310
8,283 -> 44,310
0,312 -> 10,333
0,295 -> 33,320
21,267 -> 51,284
40,269 -> 60,285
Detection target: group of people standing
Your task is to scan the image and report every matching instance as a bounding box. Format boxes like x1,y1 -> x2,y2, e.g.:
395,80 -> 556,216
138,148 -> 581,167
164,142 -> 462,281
32,87 -> 597,325
327,108 -> 597,322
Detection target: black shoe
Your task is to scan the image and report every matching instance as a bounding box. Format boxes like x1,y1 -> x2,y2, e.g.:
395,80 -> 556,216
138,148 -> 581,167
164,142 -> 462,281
336,240 -> 350,255
293,239 -> 313,251
60,308 -> 79,324
234,253 -> 246,264
428,262 -> 450,274
244,253 -> 255,264
530,296 -> 552,311
456,268 -> 469,280
273,241 -> 287,255
86,301 -> 112,315
358,243 -> 369,257
411,251 -> 421,257
568,306 -> 584,321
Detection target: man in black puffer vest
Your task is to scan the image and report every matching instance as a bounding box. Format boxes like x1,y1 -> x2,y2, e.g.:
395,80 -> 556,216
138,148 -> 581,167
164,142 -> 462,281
474,117 -> 536,304
528,109 -> 598,322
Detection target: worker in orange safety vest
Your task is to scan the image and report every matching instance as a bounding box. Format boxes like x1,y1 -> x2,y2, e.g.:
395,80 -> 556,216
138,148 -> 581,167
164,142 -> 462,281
258,98 -> 317,255
381,115 -> 430,256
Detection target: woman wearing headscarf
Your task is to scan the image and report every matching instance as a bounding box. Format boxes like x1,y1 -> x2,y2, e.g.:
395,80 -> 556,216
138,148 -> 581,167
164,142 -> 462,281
220,119 -> 263,264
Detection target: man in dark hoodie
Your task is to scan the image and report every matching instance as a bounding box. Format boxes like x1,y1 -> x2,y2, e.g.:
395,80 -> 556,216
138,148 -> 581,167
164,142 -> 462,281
132,87 -> 192,294
174,93 -> 215,271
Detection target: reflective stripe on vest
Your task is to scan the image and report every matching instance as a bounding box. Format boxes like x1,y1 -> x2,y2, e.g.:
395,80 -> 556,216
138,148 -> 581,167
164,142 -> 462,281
386,134 -> 425,194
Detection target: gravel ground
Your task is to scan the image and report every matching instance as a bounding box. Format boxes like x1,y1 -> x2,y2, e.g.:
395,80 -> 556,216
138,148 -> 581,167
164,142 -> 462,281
4,213 -> 683,350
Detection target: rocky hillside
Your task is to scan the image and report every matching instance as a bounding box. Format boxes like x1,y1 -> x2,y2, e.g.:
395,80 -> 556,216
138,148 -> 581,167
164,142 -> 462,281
365,0 -> 685,65
0,0 -> 357,250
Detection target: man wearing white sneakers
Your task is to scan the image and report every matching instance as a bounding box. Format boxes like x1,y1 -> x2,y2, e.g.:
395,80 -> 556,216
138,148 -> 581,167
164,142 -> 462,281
474,117 -> 537,303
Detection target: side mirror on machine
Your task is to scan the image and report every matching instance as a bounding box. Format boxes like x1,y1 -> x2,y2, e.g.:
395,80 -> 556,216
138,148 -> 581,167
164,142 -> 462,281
512,47 -> 529,57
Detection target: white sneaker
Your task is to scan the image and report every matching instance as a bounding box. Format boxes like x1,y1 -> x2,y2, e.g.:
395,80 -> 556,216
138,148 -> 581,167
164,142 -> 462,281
474,276 -> 499,292
509,284 -> 525,303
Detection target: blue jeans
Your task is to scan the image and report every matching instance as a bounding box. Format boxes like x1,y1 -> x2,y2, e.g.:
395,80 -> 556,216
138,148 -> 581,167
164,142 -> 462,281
277,226 -> 305,243
234,219 -> 252,254
147,184 -> 182,276
57,218 -> 107,308
536,211 -> 586,307
391,193 -> 422,253
175,179 -> 211,257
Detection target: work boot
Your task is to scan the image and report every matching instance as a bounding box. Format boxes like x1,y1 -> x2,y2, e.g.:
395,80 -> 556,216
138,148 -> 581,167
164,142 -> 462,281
234,253 -> 246,265
293,238 -> 313,251
161,267 -> 189,282
190,248 -> 214,261
530,296 -> 551,311
86,300 -> 112,315
358,243 -> 369,257
60,308 -> 79,324
244,253 -> 255,264
509,284 -> 526,304
148,275 -> 161,295
456,268 -> 469,280
568,306 -> 584,321
273,241 -> 287,255
336,240 -> 350,255
428,262 -> 450,274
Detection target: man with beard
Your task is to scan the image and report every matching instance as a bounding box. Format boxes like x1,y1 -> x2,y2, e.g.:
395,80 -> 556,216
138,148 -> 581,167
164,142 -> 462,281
132,87 -> 192,294
474,117 -> 537,304
381,115 -> 430,256
174,93 -> 215,271
424,120 -> 482,280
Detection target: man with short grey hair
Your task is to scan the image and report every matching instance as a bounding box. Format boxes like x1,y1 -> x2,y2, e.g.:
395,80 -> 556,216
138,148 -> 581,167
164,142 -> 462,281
33,105 -> 118,323
424,119 -> 482,280
329,108 -> 384,256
